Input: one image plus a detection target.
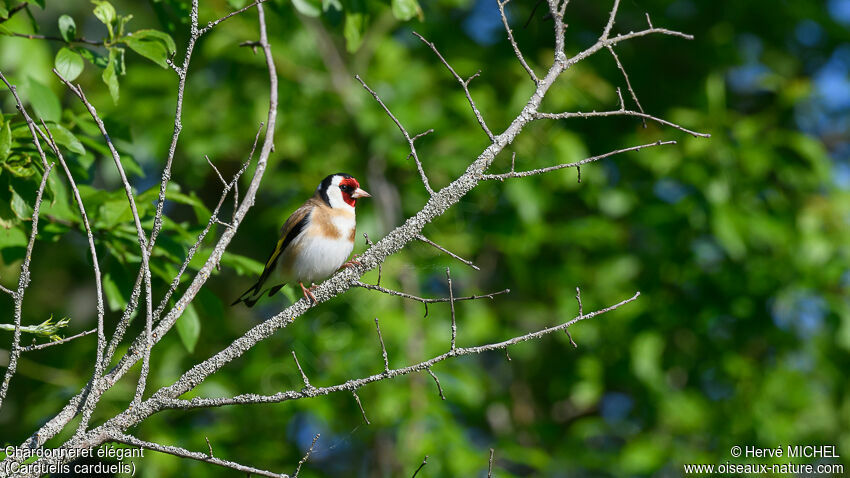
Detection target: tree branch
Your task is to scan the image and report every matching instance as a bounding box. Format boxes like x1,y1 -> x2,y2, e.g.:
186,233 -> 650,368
355,75 -> 435,195
107,432 -> 289,478
413,32 -> 495,143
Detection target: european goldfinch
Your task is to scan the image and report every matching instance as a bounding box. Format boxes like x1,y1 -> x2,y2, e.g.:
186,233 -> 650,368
233,173 -> 371,307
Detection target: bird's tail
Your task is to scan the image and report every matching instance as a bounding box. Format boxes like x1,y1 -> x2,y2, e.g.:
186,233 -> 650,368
232,280 -> 286,308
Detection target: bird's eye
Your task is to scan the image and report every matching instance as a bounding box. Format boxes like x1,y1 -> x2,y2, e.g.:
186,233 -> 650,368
340,185 -> 353,192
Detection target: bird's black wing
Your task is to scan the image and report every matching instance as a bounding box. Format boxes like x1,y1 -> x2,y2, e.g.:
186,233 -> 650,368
231,205 -> 312,307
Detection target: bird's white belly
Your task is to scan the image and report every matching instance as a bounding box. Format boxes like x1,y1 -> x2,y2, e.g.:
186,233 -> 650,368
289,236 -> 353,284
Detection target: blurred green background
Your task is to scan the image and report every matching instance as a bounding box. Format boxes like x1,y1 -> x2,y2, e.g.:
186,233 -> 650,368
1,0 -> 849,476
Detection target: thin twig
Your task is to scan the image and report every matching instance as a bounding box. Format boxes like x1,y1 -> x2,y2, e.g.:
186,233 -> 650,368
534,110 -> 709,137
364,233 -> 381,286
21,329 -> 97,352
565,286 -> 581,348
4,32 -> 103,45
0,163 -> 53,411
374,318 -> 390,374
447,268 -> 457,351
355,75 -> 435,195
417,235 -> 480,270
601,0 -> 621,40
497,0 -> 538,85
157,292 -> 641,411
413,32 -> 495,143
426,367 -> 446,400
352,389 -> 370,424
199,0 -> 268,35
356,281 -> 509,305
488,448 -> 495,477
483,141 -> 676,180
606,45 -> 646,127
108,432 -> 287,478
412,456 -> 428,478
292,351 -> 313,390
293,433 -> 319,478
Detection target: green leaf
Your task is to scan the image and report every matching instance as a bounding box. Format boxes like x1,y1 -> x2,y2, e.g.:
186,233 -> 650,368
123,29 -> 176,68
227,0 -> 249,8
55,47 -> 84,82
46,122 -> 85,155
343,13 -> 366,53
9,183 -> 33,221
92,0 -> 116,36
78,48 -> 109,68
0,6 -> 8,19
102,272 -> 126,311
292,0 -> 321,17
58,15 -> 76,42
2,155 -> 36,177
322,0 -> 342,12
31,0 -> 46,9
25,78 -> 61,123
0,121 -> 10,161
391,0 -> 423,21
98,197 -> 131,229
0,226 -> 27,249
102,49 -> 120,104
220,251 -> 265,276
176,303 -> 201,353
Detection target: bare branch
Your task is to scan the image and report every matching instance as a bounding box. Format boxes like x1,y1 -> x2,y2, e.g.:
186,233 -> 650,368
352,389 -> 370,425
6,31 -> 101,45
483,141 -> 676,180
565,286 -> 581,348
375,318 -> 390,374
488,448 -> 495,477
199,0 -> 268,35
15,2 -> 280,452
152,158 -> 252,322
497,0 -> 539,85
38,119 -> 109,369
606,45 -> 646,127
601,0 -> 621,40
52,68 -> 156,426
108,432 -> 289,478
426,367 -> 446,400
293,433 -> 319,478
417,235 -> 480,270
363,233 -> 382,286
0,163 -> 53,411
355,281 -> 510,314
355,75 -> 435,195
412,456 -> 428,478
412,32 -> 495,142
447,268 -> 457,351
292,351 -> 313,390
534,109 -> 709,137
21,329 -> 97,353
153,292 -> 640,411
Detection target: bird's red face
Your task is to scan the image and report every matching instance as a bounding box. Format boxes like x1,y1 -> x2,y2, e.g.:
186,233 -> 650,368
338,177 -> 371,207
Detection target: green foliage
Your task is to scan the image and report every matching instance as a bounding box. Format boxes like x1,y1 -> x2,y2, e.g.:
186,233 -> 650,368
54,47 -> 84,82
57,14 -> 76,43
0,0 -> 848,476
176,303 -> 201,353
122,29 -> 176,69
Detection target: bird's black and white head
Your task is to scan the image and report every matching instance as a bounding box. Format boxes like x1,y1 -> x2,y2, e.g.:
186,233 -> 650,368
316,173 -> 371,209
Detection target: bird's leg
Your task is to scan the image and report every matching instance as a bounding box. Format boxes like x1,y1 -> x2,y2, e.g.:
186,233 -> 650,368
340,254 -> 361,269
299,281 -> 318,304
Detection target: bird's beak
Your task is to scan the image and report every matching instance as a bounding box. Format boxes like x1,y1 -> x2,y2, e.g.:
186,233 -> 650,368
351,188 -> 371,199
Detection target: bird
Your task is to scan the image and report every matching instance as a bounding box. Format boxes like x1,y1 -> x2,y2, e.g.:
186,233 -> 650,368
232,173 -> 371,307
